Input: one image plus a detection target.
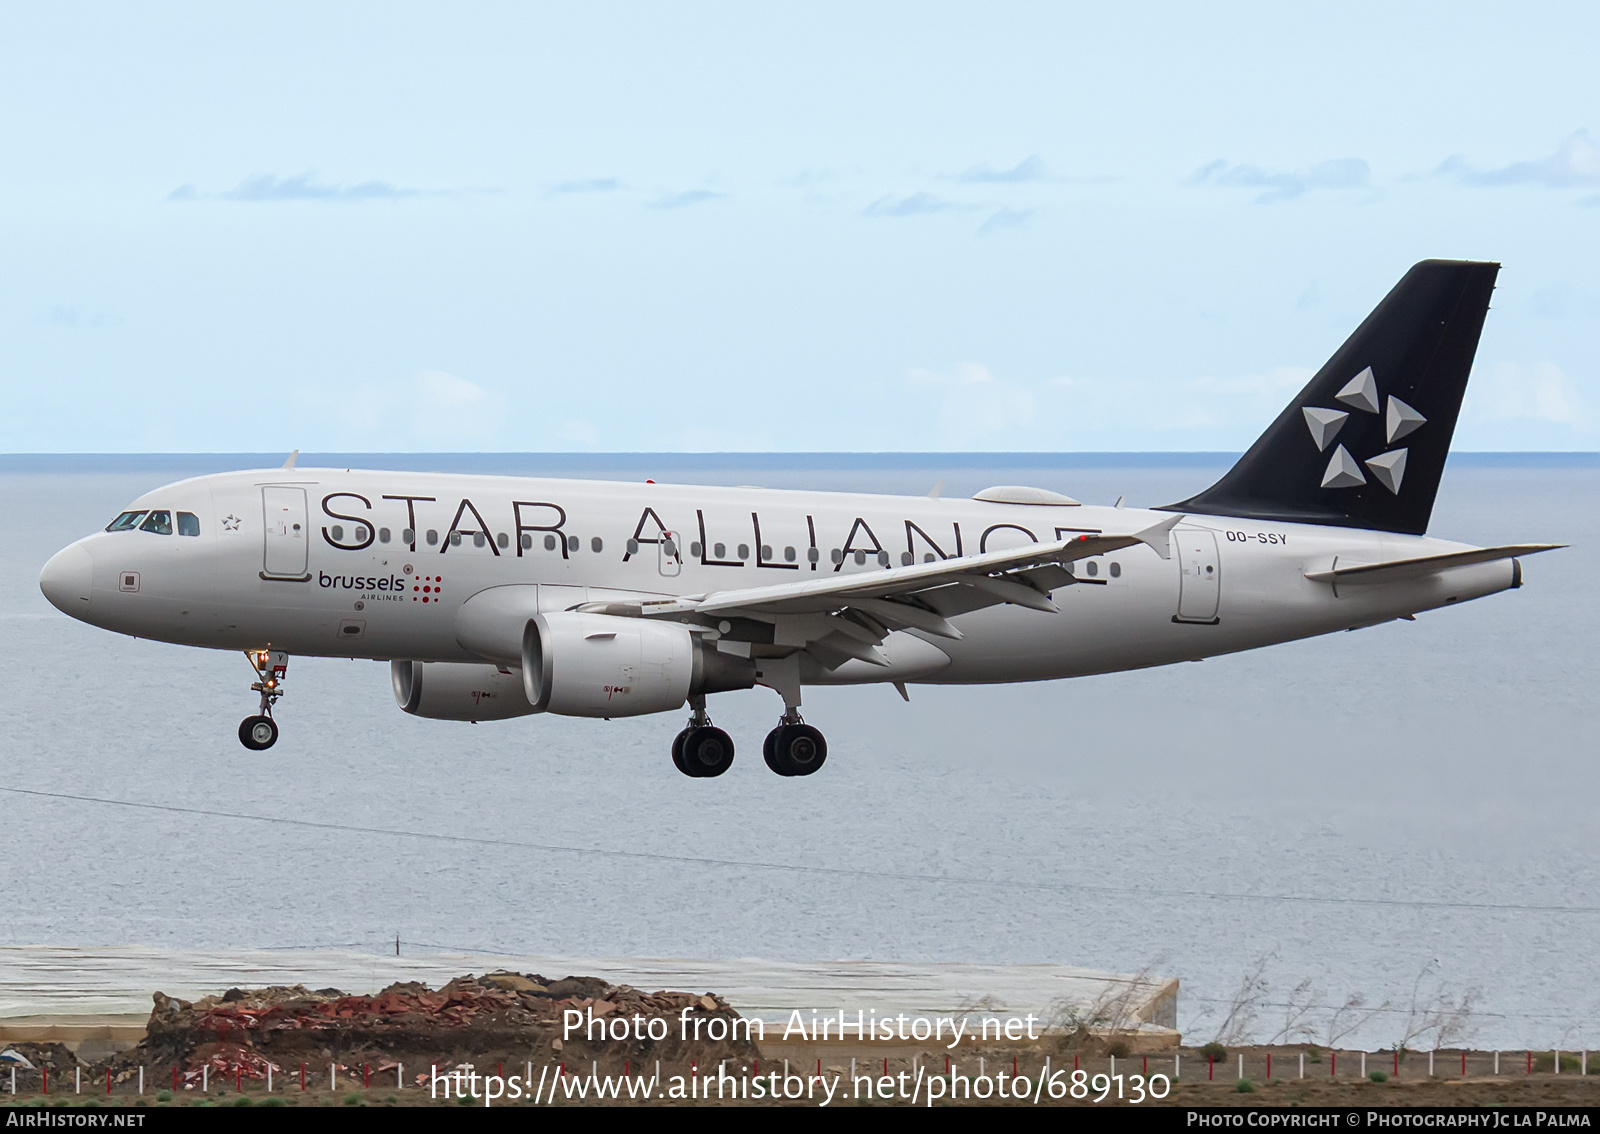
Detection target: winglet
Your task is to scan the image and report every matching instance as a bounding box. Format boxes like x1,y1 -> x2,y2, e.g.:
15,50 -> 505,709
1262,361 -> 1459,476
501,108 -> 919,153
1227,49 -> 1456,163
1135,513 -> 1184,560
282,449 -> 299,470
927,480 -> 944,499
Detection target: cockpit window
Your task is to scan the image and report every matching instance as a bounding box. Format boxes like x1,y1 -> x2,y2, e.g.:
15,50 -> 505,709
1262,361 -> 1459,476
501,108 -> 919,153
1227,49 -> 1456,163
105,511 -> 148,532
139,510 -> 173,535
177,512 -> 200,537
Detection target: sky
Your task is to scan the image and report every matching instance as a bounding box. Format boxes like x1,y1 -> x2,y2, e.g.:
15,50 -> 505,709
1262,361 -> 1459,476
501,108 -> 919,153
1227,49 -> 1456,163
2,1 -> 1597,453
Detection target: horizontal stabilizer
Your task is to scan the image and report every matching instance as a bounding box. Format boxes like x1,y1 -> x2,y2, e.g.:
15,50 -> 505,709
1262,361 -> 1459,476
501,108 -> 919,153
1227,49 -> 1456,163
1304,544 -> 1563,585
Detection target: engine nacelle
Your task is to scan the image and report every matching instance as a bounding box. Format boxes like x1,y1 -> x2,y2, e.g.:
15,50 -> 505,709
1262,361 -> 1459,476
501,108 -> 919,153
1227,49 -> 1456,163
522,611 -> 747,718
391,660 -> 537,721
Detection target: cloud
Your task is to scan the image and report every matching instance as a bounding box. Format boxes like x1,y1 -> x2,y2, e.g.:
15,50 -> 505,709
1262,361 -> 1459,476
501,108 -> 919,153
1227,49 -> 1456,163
978,207 -> 1033,236
957,156 -> 1047,183
1187,157 -> 1370,202
40,304 -> 118,329
649,189 -> 726,209
906,362 -> 1036,437
863,192 -> 966,218
1467,361 -> 1587,425
551,177 -> 621,195
293,370 -> 510,446
1436,130 -> 1600,188
168,173 -> 420,202
560,419 -> 601,447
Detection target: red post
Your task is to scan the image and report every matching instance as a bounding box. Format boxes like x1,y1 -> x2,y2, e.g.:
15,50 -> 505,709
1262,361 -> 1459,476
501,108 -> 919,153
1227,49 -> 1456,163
816,1059 -> 821,1079
365,1064 -> 371,1089
1527,1051 -> 1533,1075
42,1067 -> 47,1095
106,1068 -> 112,1095
1394,1050 -> 1399,1077
1331,1052 -> 1337,1077
1143,1055 -> 1148,1075
1208,1055 -> 1213,1081
236,1065 -> 241,1093
300,1064 -> 306,1091
1462,1051 -> 1467,1076
1013,1055 -> 1018,1077
882,1058 -> 887,1075
1074,1055 -> 1079,1071
945,1056 -> 949,1075
1267,1054 -> 1272,1079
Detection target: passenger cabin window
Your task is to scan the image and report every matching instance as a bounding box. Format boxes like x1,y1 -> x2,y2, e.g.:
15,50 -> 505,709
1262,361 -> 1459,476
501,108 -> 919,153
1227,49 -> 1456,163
139,511 -> 173,535
177,512 -> 200,537
105,511 -> 147,532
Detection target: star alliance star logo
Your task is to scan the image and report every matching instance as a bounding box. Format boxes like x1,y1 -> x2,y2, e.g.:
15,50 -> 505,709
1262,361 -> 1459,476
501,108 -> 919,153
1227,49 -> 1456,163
222,514 -> 242,531
1302,366 -> 1424,494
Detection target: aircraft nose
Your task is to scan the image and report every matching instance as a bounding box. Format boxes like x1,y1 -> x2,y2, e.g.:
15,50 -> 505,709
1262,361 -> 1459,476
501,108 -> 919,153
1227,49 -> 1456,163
40,542 -> 94,617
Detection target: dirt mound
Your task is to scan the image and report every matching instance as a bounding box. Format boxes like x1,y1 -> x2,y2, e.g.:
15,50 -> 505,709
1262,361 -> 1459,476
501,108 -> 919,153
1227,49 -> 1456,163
118,971 -> 756,1080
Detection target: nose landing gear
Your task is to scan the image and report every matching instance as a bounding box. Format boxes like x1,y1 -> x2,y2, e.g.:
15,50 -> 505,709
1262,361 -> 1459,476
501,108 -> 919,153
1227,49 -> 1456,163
239,649 -> 287,751
672,696 -> 735,778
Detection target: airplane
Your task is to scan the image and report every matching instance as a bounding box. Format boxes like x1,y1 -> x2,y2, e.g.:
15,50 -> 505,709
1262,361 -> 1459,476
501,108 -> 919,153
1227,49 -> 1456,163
38,259 -> 1559,778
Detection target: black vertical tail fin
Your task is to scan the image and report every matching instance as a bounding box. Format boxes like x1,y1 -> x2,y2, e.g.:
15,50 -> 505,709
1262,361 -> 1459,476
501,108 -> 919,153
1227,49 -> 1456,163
1165,259 -> 1499,535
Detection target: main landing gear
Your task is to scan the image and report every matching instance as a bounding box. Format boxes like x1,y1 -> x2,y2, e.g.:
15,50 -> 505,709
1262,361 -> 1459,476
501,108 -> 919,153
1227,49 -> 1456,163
672,696 -> 735,778
669,687 -> 828,779
763,712 -> 827,777
239,649 -> 286,751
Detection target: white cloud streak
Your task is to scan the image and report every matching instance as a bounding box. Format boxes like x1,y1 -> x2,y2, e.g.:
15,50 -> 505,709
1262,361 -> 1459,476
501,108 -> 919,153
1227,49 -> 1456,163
1436,131 -> 1600,189
1187,158 -> 1370,203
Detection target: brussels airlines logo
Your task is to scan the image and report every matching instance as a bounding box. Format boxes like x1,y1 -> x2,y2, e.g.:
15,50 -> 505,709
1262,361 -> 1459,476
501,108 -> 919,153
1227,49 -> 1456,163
1301,366 -> 1425,494
320,572 -> 408,592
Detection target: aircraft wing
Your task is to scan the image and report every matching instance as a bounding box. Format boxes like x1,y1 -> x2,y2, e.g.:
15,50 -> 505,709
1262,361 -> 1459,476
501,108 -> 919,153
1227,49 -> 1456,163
578,514 -> 1183,666
1303,543 -> 1563,585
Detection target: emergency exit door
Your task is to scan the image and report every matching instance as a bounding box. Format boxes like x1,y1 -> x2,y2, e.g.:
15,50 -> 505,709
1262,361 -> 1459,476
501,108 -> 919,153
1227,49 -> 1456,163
1174,528 -> 1220,623
261,486 -> 310,580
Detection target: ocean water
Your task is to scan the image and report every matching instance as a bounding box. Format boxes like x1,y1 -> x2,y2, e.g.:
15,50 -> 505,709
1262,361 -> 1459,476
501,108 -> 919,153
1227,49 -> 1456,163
1,453 -> 1595,1050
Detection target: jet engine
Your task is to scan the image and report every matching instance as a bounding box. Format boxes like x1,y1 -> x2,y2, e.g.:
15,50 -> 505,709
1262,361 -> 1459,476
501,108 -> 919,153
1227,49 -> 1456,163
521,611 -> 754,718
391,660 -> 537,721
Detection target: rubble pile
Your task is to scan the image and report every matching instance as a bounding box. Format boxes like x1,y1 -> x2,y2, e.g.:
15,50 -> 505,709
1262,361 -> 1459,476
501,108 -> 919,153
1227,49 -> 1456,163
124,972 -> 758,1073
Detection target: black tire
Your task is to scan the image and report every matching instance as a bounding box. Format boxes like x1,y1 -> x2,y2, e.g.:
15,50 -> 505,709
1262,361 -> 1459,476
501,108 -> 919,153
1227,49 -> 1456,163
671,728 -> 692,776
681,726 -> 734,778
770,723 -> 826,776
762,727 -> 790,776
239,715 -> 278,751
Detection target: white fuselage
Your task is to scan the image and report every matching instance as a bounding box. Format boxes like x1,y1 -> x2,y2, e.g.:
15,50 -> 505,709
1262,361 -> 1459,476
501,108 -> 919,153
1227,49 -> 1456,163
42,467 -> 1517,689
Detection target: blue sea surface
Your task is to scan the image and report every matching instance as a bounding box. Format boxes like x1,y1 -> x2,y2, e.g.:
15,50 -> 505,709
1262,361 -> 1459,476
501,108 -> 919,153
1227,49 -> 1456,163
1,454 -> 1595,1049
